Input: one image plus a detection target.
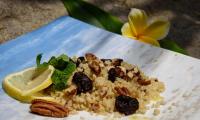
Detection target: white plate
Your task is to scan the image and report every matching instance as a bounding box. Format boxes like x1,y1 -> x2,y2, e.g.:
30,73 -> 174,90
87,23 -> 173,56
0,16 -> 200,120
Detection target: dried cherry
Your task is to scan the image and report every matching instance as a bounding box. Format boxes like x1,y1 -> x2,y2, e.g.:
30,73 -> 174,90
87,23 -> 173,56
108,68 -> 116,82
72,72 -> 93,94
115,95 -> 139,115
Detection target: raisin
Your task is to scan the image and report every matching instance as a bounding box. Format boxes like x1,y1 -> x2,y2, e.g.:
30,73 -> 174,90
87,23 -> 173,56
76,56 -> 85,67
72,72 -> 93,94
115,95 -> 139,115
78,56 -> 85,61
108,67 -> 125,82
108,68 -> 116,82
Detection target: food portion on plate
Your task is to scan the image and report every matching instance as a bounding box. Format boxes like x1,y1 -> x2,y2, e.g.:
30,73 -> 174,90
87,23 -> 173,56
2,53 -> 165,118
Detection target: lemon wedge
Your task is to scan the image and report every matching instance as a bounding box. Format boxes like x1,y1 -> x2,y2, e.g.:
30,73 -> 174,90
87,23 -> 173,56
2,65 -> 55,103
29,92 -> 58,103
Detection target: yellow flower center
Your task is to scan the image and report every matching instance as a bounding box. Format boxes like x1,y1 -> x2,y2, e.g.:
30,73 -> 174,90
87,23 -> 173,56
135,34 -> 142,39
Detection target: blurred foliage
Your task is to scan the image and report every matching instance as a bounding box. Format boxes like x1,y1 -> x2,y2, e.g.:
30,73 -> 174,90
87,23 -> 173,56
62,0 -> 187,54
62,0 -> 123,34
159,39 -> 187,55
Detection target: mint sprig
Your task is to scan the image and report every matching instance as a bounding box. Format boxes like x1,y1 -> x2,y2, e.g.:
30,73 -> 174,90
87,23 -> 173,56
36,54 -> 76,90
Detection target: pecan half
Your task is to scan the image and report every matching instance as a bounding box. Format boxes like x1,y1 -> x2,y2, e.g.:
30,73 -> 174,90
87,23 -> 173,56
30,99 -> 69,118
114,87 -> 130,96
85,53 -> 97,61
89,61 -> 101,75
137,79 -> 151,86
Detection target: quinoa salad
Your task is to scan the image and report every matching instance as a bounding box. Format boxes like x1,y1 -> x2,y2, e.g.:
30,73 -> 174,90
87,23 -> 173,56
3,53 -> 165,118
43,53 -> 165,116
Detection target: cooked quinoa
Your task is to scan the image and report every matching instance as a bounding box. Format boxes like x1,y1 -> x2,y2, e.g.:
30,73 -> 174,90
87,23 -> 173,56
47,53 -> 165,115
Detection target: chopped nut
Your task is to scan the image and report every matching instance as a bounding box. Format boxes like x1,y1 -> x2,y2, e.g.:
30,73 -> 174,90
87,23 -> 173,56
64,85 -> 77,97
122,75 -> 131,81
99,62 -> 104,67
105,61 -> 112,66
121,62 -> 135,70
30,99 -> 69,118
85,53 -> 97,61
137,79 -> 151,86
115,67 -> 125,78
90,103 -> 100,111
127,71 -> 134,78
114,87 -> 130,96
112,59 -> 123,66
66,89 -> 77,97
89,61 -> 101,75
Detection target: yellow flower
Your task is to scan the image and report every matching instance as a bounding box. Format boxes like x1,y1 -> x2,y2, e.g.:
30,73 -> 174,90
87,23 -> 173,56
121,8 -> 170,46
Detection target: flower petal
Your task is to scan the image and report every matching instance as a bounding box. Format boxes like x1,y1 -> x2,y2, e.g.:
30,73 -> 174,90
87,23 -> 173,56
139,36 -> 160,46
121,22 -> 136,37
143,20 -> 170,40
128,8 -> 148,35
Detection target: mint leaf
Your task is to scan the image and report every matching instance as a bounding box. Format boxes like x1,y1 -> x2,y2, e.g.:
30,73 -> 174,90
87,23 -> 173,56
36,54 -> 49,71
36,54 -> 76,91
48,54 -> 70,70
48,56 -> 57,66
36,53 -> 42,66
51,61 -> 76,90
64,61 -> 76,75
57,54 -> 69,62
51,69 -> 68,90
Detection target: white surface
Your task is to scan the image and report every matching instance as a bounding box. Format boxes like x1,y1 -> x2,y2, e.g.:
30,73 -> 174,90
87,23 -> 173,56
0,16 -> 200,120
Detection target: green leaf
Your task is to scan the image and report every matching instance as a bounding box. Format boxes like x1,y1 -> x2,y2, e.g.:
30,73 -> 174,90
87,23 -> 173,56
159,39 -> 188,55
36,54 -> 49,70
62,0 -> 123,34
51,69 -> 68,90
48,54 -> 69,70
64,61 -> 76,75
51,61 -> 76,90
36,53 -> 42,66
35,54 -> 76,90
61,0 -> 186,55
57,54 -> 69,62
48,56 -> 57,67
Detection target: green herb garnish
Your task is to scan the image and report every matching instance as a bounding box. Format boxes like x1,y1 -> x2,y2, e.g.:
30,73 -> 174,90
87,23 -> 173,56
36,54 -> 76,90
